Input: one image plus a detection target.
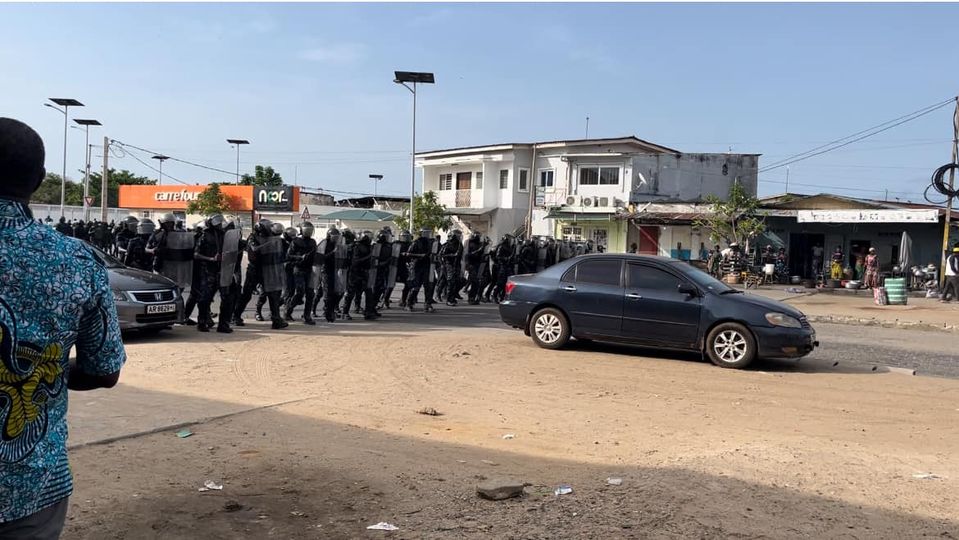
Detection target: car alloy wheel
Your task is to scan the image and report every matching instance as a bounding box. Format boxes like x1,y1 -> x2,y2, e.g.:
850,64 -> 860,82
529,307 -> 571,349
714,329 -> 748,363
534,313 -> 562,344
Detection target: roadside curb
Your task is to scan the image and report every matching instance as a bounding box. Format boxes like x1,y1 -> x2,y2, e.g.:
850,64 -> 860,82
805,314 -> 959,334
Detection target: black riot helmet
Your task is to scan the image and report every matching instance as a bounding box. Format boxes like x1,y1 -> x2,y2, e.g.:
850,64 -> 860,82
124,216 -> 138,233
377,229 -> 389,243
326,226 -> 341,242
137,218 -> 155,236
419,228 -> 433,240
451,230 -> 463,239
207,214 -> 226,230
342,228 -> 355,244
470,232 -> 481,241
283,227 -> 297,241
399,230 -> 412,243
158,213 -> 176,232
255,219 -> 273,235
270,223 -> 284,236
359,229 -> 373,244
299,221 -> 315,239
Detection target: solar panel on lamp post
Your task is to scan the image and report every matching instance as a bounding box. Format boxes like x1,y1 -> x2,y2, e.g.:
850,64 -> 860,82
393,71 -> 434,231
369,174 -> 383,198
45,98 -> 84,218
227,139 -> 250,184
73,119 -> 101,220
152,155 -> 170,186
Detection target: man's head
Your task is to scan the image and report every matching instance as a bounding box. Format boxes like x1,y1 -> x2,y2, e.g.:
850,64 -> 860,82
0,118 -> 46,203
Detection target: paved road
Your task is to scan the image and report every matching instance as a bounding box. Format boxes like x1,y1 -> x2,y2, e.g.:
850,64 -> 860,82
809,322 -> 959,379
231,299 -> 959,378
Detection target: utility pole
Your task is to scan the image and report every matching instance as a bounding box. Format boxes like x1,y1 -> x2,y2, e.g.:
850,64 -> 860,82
100,137 -> 109,222
585,116 -> 590,139
940,96 -> 958,284
785,166 -> 790,193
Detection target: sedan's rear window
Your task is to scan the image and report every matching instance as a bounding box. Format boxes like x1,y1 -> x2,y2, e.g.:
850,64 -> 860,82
573,259 -> 622,286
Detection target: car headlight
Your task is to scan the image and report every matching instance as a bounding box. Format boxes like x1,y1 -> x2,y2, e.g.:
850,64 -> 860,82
112,290 -> 129,303
765,312 -> 802,328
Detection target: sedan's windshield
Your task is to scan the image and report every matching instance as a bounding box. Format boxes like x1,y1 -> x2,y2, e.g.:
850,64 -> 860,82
88,246 -> 125,269
671,261 -> 736,294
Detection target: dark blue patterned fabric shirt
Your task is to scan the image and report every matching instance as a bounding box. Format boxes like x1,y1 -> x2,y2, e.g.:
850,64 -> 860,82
0,199 -> 125,522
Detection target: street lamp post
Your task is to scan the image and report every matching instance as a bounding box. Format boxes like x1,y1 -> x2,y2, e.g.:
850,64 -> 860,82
152,155 -> 170,186
393,71 -> 434,231
369,174 -> 383,198
45,98 -> 84,218
227,139 -> 250,184
73,119 -> 100,221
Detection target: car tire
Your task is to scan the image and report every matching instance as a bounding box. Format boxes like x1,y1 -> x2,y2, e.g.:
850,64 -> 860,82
705,322 -> 756,369
529,308 -> 571,350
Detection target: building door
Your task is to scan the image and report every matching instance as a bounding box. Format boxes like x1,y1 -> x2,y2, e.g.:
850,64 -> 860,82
789,233 -> 825,278
638,226 -> 659,255
456,172 -> 472,190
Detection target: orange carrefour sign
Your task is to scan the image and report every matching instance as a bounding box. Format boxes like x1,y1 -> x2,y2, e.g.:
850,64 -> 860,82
118,185 -> 299,212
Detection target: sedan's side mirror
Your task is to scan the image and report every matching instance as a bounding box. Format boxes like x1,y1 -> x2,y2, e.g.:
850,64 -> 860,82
678,283 -> 698,297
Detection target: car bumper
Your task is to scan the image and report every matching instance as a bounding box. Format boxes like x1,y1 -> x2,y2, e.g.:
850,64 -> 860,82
753,326 -> 819,359
116,298 -> 184,331
498,300 -> 532,330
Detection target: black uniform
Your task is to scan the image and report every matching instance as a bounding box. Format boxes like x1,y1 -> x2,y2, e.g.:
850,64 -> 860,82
519,241 -> 537,274
406,236 -> 435,312
234,230 -> 287,328
440,236 -> 463,305
342,237 -> 374,319
464,236 -> 484,304
491,238 -> 514,302
393,240 -> 411,308
320,237 -> 343,322
55,218 -> 72,237
124,234 -> 153,271
285,235 -> 317,323
193,226 -> 223,331
372,237 -> 392,309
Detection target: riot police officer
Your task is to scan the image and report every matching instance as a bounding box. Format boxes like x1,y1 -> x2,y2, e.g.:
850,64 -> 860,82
406,228 -> 437,313
464,232 -> 484,305
285,221 -> 317,325
342,230 -> 374,320
124,218 -> 155,271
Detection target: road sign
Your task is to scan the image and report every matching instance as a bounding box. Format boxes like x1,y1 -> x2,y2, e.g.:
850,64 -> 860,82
84,196 -> 95,207
300,206 -> 311,220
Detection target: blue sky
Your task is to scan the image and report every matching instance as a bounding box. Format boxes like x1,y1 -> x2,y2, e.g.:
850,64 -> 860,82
2,3 -> 957,201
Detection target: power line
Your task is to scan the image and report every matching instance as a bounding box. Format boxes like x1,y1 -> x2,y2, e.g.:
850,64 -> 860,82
111,139 -> 238,178
759,97 -> 957,173
109,144 -> 191,186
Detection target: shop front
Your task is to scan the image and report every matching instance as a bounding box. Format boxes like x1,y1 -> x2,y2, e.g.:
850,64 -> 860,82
118,185 -> 300,228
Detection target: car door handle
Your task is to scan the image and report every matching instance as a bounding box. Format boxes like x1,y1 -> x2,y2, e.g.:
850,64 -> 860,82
625,293 -> 642,300
562,285 -> 577,292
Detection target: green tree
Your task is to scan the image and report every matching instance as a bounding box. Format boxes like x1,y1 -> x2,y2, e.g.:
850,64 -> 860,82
240,165 -> 283,187
87,168 -> 157,208
187,183 -> 236,215
394,191 -> 452,232
31,173 -> 83,206
693,182 -> 766,246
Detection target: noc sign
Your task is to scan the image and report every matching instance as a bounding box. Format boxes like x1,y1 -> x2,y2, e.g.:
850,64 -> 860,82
253,186 -> 294,211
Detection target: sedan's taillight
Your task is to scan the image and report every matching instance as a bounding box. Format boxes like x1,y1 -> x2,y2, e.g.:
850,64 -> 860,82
505,281 -> 516,296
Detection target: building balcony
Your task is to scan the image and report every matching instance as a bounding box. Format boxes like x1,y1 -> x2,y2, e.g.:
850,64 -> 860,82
455,189 -> 472,208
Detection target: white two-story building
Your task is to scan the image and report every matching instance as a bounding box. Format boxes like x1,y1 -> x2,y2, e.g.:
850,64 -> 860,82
416,136 -> 758,253
416,136 -> 678,242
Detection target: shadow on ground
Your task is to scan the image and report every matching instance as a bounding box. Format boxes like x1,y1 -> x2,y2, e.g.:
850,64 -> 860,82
64,389 -> 957,539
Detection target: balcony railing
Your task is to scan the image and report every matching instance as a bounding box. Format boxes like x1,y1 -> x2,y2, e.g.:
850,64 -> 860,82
455,189 -> 471,208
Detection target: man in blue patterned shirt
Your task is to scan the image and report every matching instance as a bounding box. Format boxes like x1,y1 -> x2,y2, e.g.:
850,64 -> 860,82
0,118 -> 126,539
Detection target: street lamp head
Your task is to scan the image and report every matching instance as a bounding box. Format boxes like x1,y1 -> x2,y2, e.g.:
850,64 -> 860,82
394,71 -> 435,84
227,139 -> 250,145
73,119 -> 101,126
369,174 -> 384,180
151,155 -> 170,162
49,98 -> 84,107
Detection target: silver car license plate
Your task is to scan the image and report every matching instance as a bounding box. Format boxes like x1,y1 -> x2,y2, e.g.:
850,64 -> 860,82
146,304 -> 177,314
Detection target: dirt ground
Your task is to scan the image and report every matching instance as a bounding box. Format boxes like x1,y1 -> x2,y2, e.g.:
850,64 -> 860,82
64,310 -> 959,538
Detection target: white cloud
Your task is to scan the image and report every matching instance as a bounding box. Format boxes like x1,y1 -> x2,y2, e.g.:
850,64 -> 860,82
298,43 -> 366,65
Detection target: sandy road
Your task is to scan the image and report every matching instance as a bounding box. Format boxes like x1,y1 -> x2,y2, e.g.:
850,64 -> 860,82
64,306 -> 959,538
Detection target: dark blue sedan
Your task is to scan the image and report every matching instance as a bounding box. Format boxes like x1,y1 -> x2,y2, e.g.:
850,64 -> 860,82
499,254 -> 818,369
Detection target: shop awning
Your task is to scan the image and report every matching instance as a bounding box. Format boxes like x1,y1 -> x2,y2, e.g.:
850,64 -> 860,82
545,209 -> 617,221
444,207 -> 496,217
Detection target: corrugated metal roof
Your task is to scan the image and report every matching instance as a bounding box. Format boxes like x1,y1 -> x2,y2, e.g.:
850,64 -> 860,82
316,209 -> 397,222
